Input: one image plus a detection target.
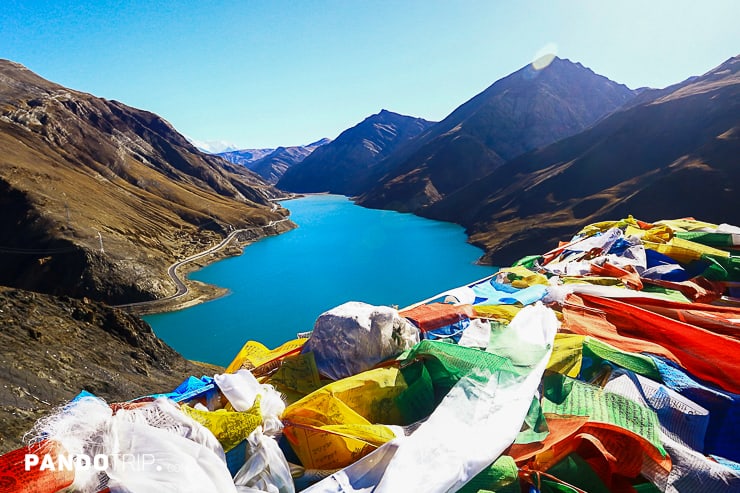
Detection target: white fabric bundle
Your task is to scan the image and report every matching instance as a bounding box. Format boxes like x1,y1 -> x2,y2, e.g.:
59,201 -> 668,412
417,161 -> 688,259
233,427 -> 295,493
302,301 -> 420,380
29,396 -> 236,493
214,369 -> 286,437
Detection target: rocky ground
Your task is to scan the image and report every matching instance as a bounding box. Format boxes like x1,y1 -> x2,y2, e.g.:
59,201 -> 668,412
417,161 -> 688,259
0,287 -> 219,453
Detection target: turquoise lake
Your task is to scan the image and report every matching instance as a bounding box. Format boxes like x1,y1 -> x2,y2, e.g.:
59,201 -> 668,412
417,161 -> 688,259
144,194 -> 496,366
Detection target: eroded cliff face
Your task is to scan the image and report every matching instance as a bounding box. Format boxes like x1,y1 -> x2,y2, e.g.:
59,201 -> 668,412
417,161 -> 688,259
0,287 -> 217,453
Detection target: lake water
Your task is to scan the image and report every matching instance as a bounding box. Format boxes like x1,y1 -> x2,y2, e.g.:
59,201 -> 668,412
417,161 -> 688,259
144,195 -> 496,366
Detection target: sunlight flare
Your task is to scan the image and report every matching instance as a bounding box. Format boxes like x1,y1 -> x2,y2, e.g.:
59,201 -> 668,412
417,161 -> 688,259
532,42 -> 558,70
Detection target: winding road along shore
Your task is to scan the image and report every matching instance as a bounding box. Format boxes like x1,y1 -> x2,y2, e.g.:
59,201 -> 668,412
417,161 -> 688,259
115,217 -> 290,313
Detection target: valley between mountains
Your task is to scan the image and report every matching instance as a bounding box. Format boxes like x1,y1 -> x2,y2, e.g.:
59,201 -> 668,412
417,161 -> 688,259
0,54 -> 738,452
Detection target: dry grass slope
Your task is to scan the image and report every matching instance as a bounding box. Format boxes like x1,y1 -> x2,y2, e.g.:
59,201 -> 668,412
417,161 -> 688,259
0,60 -> 293,303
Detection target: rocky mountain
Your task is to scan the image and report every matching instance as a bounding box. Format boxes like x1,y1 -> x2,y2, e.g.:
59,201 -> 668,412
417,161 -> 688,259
423,55 -> 740,264
0,59 -> 292,304
358,57 -> 637,212
190,139 -> 240,154
0,287 -> 216,453
277,110 -> 434,195
218,147 -> 276,166
221,138 -> 331,184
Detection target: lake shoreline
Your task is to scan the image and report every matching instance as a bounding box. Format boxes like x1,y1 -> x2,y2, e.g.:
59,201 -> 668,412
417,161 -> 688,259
127,194 -> 333,316
145,195 -> 496,365
131,193 -> 496,318
123,222 -> 295,316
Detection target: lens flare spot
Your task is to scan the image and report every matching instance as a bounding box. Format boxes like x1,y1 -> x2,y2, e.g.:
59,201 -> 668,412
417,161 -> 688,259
532,43 -> 558,70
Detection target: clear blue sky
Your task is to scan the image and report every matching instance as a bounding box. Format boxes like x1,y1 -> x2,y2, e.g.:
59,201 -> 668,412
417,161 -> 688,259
2,1 -> 738,150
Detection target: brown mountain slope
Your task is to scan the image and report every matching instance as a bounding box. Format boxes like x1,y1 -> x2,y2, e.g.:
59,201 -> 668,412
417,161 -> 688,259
423,56 -> 740,265
358,57 -> 636,212
277,110 -> 434,195
224,138 -> 331,184
0,287 -> 217,453
0,60 -> 292,303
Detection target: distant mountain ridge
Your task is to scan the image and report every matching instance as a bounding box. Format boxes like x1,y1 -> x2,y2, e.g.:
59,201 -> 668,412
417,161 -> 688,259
0,59 -> 292,303
422,55 -> 740,264
277,110 -> 435,195
220,138 -> 331,184
190,139 -> 240,154
218,147 -> 276,165
357,57 -> 637,212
